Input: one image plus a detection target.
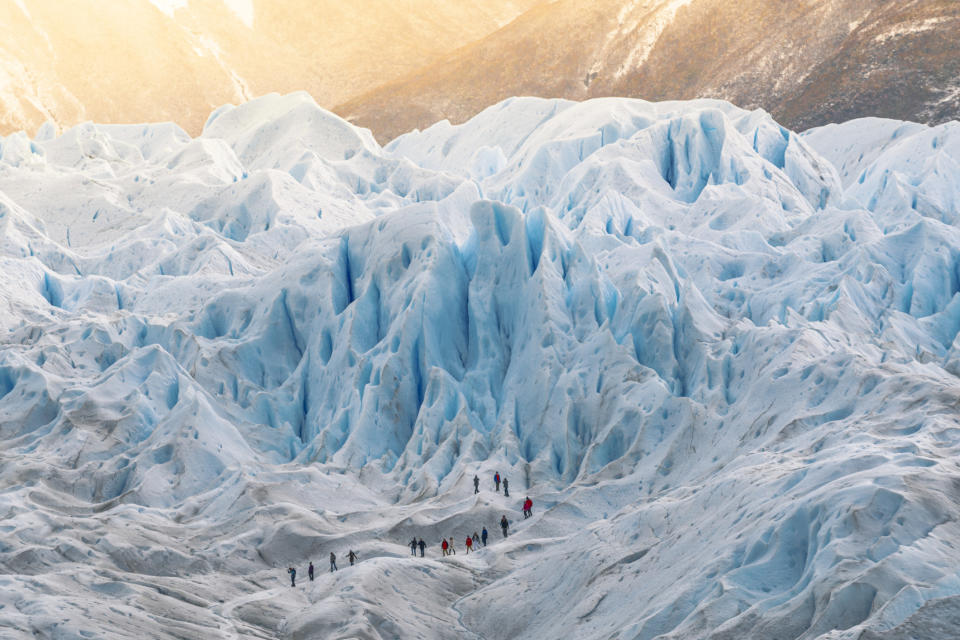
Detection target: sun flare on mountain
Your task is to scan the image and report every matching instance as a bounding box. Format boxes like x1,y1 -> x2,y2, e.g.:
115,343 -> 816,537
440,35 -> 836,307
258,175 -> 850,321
1,0 -> 957,142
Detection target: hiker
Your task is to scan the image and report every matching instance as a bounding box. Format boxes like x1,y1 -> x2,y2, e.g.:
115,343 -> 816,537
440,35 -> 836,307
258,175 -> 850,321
500,515 -> 509,538
465,535 -> 473,554
523,497 -> 533,518
308,561 -> 314,581
494,471 -> 501,492
473,474 -> 480,494
481,527 -> 488,546
472,531 -> 480,546
442,538 -> 449,557
348,550 -> 358,566
288,567 -> 296,587
330,551 -> 338,572
448,537 -> 456,555
418,538 -> 426,557
410,537 -> 418,556
503,477 -> 509,497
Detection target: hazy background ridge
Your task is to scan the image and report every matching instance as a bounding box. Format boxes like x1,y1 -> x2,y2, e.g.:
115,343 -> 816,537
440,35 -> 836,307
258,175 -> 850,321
2,0 -> 959,144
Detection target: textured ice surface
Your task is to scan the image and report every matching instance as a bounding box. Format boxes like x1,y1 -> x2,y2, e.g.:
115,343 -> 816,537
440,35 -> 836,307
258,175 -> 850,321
1,94 -> 959,639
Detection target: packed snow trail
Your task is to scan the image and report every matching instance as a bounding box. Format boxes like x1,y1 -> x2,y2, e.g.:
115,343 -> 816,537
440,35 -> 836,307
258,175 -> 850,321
211,581 -> 288,640
1,92 -> 960,638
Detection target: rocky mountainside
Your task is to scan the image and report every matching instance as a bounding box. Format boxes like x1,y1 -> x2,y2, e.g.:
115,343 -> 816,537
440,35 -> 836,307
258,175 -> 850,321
0,0 -> 543,137
3,0 -> 956,144
340,0 -> 960,142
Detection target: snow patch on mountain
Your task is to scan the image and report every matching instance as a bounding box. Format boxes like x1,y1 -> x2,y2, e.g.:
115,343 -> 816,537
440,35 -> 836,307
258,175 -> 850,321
221,0 -> 254,28
614,0 -> 696,78
147,0 -> 188,18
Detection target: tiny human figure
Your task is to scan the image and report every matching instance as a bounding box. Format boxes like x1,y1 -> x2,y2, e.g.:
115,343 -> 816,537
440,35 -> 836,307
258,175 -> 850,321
500,515 -> 509,538
288,567 -> 296,587
410,537 -> 418,556
308,561 -> 314,581
448,537 -> 456,555
472,531 -> 480,546
465,536 -> 473,554
348,550 -> 358,566
473,475 -> 480,494
481,527 -> 488,546
442,538 -> 449,557
523,497 -> 533,518
494,472 -> 501,492
330,551 -> 338,572
418,538 -> 426,557
503,477 -> 509,497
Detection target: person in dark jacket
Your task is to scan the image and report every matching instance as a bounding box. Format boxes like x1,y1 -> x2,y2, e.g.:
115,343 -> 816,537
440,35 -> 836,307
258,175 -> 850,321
308,561 -> 314,581
330,552 -> 338,572
348,550 -> 358,566
410,537 -> 418,556
418,538 -> 426,557
288,567 -> 296,587
473,475 -> 480,494
503,477 -> 509,497
481,527 -> 488,546
500,515 -> 509,537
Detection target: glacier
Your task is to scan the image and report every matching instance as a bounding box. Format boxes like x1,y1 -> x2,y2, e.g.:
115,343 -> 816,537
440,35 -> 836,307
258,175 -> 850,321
0,92 -> 959,639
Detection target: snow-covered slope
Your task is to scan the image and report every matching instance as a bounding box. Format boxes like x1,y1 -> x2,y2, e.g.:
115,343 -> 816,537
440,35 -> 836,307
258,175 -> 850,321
1,93 -> 959,639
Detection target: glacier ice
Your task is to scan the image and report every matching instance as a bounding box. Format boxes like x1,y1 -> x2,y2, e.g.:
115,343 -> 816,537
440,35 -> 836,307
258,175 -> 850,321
1,93 -> 959,639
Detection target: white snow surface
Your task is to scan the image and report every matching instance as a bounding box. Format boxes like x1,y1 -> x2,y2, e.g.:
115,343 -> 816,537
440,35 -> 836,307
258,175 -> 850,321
1,92 -> 959,639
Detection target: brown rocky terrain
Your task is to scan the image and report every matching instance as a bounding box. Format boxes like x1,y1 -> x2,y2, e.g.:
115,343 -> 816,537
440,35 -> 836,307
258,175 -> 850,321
2,0 -> 957,143
339,0 -> 960,142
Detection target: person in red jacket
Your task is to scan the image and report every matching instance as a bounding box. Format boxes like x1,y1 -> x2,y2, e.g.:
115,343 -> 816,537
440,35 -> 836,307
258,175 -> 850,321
441,538 -> 449,557
494,472 -> 501,492
523,497 -> 533,518
465,535 -> 473,554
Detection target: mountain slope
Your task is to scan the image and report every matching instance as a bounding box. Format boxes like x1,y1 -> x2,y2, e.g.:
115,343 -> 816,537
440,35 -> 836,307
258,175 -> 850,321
1,95 -> 960,638
4,0 -> 957,144
339,0 -> 960,142
0,0 -> 544,137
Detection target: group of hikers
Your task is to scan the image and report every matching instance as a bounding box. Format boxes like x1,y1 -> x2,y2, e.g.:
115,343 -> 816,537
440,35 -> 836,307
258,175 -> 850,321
481,471 -> 534,522
420,511 -> 515,559
285,471 -> 534,587
413,472 -> 535,560
476,471 -> 510,496
287,550 -> 359,586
